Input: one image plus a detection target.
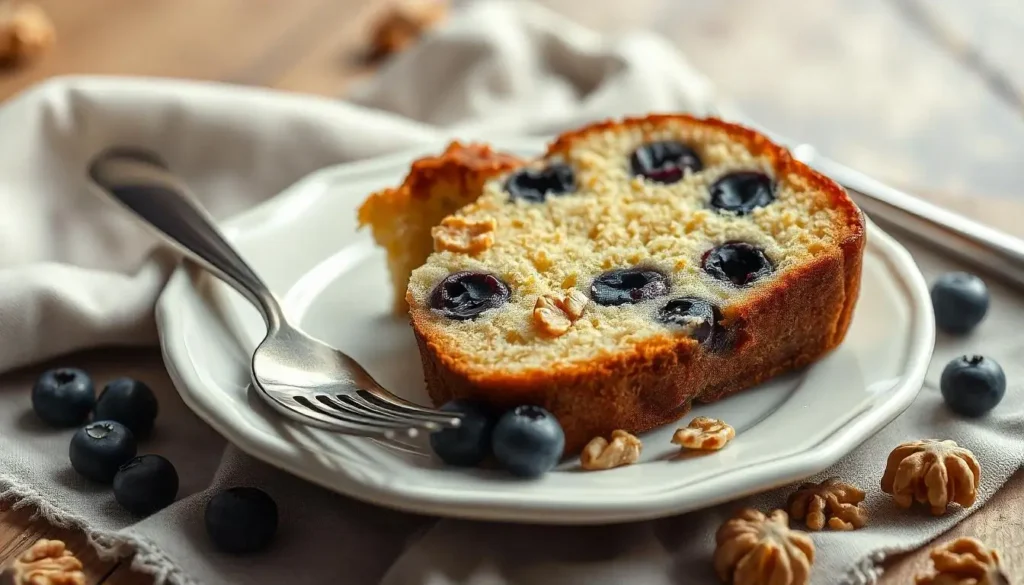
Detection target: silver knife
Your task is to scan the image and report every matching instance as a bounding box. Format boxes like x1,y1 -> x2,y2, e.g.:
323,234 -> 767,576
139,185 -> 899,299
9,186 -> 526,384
725,109 -> 1024,290
792,143 -> 1024,290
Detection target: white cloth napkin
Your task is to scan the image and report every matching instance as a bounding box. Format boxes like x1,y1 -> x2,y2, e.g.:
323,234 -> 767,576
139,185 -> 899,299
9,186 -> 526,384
0,2 -> 1021,585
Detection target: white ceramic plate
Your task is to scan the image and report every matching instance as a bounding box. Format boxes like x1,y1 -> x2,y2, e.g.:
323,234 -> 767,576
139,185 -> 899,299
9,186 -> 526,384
156,138 -> 935,524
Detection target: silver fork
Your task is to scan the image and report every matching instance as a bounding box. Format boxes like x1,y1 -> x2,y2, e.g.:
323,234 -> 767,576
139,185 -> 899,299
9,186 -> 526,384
87,148 -> 461,439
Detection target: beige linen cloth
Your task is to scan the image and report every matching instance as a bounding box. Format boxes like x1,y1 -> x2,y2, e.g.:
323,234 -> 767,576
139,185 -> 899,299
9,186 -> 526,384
0,2 -> 1021,584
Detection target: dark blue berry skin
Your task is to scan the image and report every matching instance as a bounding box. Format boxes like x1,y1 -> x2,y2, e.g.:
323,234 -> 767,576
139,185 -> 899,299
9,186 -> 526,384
702,242 -> 773,286
504,164 -> 576,203
429,401 -> 495,467
931,272 -> 990,335
429,272 -> 511,320
69,421 -> 137,483
940,355 -> 1006,417
113,455 -> 179,516
709,171 -> 775,215
630,141 -> 703,184
31,368 -> 95,428
95,378 -> 159,436
492,405 -> 565,478
205,488 -> 279,554
590,268 -> 669,306
657,297 -> 720,344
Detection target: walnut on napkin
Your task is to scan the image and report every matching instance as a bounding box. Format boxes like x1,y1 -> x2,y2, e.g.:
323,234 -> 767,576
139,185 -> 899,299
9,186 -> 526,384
0,539 -> 85,585
714,509 -> 814,585
368,0 -> 447,61
786,478 -> 867,531
915,537 -> 1010,585
0,2 -> 55,64
881,439 -> 981,515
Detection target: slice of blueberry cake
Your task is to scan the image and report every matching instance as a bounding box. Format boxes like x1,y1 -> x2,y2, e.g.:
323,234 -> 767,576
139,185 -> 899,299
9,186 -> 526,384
402,115 -> 865,454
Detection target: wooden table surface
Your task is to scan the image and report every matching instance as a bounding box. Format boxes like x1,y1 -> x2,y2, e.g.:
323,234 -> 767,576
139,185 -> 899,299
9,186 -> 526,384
1,0 -> 1021,583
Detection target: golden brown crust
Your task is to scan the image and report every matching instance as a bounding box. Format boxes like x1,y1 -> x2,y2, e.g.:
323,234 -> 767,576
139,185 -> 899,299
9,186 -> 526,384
358,142 -> 523,312
411,115 -> 865,454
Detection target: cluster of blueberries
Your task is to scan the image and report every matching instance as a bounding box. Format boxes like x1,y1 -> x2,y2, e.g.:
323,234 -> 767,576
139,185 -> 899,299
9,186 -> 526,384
429,403 -> 566,478
931,272 -> 1006,417
31,370 -> 278,554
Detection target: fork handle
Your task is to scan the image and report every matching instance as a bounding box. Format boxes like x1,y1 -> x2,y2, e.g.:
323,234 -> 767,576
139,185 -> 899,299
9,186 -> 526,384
88,147 -> 284,330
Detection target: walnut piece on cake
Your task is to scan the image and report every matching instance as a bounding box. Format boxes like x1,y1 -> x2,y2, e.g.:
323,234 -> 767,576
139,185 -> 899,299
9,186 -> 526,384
672,417 -> 735,451
579,429 -> 641,470
714,509 -> 814,585
881,439 -> 981,516
357,142 -> 523,313
0,2 -> 55,64
533,290 -> 589,337
915,538 -> 1010,585
0,539 -> 85,585
786,477 -> 867,531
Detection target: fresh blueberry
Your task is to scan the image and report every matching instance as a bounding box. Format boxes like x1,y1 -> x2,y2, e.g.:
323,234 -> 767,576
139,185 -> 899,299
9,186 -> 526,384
492,405 -> 565,478
702,242 -> 773,286
630,141 -> 702,184
590,268 -> 669,306
205,487 -> 279,554
429,400 -> 495,467
709,171 -> 775,215
504,164 -> 576,203
429,271 -> 511,320
931,272 -> 990,335
657,297 -> 721,344
69,421 -> 137,483
95,377 -> 159,437
113,455 -> 179,516
31,368 -> 95,428
940,355 -> 1006,417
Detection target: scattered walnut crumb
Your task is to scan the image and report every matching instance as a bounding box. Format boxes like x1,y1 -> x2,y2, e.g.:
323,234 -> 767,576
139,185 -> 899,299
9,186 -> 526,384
915,538 -> 1009,585
431,216 -> 496,254
881,439 -> 981,516
1,539 -> 85,585
0,2 -> 55,64
714,509 -> 814,585
672,417 -> 735,451
580,430 -> 642,470
368,0 -> 446,60
786,478 -> 867,531
533,290 -> 589,337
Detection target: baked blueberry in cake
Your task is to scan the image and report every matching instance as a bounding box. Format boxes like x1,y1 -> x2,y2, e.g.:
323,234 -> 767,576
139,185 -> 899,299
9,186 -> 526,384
367,115 -> 865,455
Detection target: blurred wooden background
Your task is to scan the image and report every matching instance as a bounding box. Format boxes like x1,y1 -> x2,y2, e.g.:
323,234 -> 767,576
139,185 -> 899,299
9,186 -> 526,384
1,0 -> 1022,583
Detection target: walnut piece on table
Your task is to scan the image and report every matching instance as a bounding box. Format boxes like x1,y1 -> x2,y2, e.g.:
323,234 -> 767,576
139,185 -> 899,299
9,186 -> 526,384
671,416 -> 735,451
881,439 -> 981,516
368,0 -> 447,60
915,537 -> 1010,585
580,430 -> 642,470
0,539 -> 85,585
0,2 -> 55,64
533,290 -> 588,337
786,477 -> 867,531
714,509 -> 814,585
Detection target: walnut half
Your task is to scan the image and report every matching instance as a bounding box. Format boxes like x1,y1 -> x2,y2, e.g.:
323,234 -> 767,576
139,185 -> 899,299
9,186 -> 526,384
915,538 -> 1010,585
786,478 -> 867,531
580,430 -> 642,470
714,509 -> 815,585
0,2 -> 55,63
881,439 -> 981,515
431,216 -> 496,254
533,290 -> 588,337
672,417 -> 735,451
0,539 -> 85,585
